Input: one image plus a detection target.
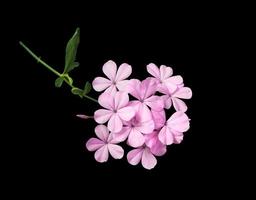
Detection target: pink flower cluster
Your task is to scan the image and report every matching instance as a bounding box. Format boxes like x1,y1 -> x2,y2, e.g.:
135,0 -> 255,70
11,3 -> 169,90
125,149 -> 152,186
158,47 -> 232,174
86,60 -> 192,169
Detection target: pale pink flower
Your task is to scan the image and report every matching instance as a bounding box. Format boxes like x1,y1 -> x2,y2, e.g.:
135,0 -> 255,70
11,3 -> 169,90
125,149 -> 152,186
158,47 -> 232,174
147,63 -> 183,93
127,146 -> 157,170
127,78 -> 164,120
158,111 -> 190,145
94,91 -> 135,133
160,86 -> 192,111
86,125 -> 124,162
113,108 -> 155,147
92,60 -> 132,95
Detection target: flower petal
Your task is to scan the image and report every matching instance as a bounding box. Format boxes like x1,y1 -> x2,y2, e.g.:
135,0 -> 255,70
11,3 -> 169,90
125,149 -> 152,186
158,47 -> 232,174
107,114 -> 123,133
92,77 -> 111,91
115,63 -> 132,81
98,92 -> 114,110
146,63 -> 160,79
173,87 -> 192,99
86,138 -> 105,151
108,144 -> 124,159
160,65 -> 173,80
142,147 -> 157,170
145,95 -> 164,111
141,78 -> 157,99
151,110 -> 166,130
94,145 -> 109,162
158,126 -> 174,145
127,128 -> 145,147
111,127 -> 131,143
104,85 -> 117,96
127,148 -> 143,165
127,79 -> 142,100
167,111 -> 190,132
114,91 -> 129,110
116,80 -> 130,91
166,75 -> 183,85
173,131 -> 184,144
117,106 -> 135,121
136,103 -> 152,122
95,125 -> 109,142
102,60 -> 117,81
135,119 -> 155,134
94,109 -> 113,124
172,97 -> 188,112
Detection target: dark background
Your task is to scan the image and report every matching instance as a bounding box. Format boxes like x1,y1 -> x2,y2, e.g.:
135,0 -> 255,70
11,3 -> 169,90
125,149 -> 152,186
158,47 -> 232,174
3,2 -> 247,198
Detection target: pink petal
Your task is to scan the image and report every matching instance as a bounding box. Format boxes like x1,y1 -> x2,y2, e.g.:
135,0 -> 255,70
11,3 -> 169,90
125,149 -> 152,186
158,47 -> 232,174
114,91 -> 129,110
95,125 -> 109,142
98,92 -> 114,110
94,145 -> 109,162
94,109 -> 113,124
136,103 -> 152,122
166,75 -> 183,85
173,87 -> 192,99
157,84 -> 169,95
172,97 -> 188,112
140,78 -> 157,99
127,79 -> 142,100
167,111 -> 190,132
102,60 -> 117,81
161,95 -> 172,109
142,147 -> 157,170
145,95 -> 164,111
107,114 -> 123,133
127,128 -> 145,147
127,148 -> 143,165
104,85 -> 117,96
173,131 -> 184,144
116,80 -> 130,91
160,65 -> 173,80
135,119 -> 155,134
111,127 -> 131,143
150,142 -> 167,156
115,63 -> 132,81
165,81 -> 178,94
107,144 -> 124,159
158,126 -> 174,145
92,77 -> 111,91
151,110 -> 166,130
146,63 -> 160,79
86,138 -> 105,151
117,106 -> 135,121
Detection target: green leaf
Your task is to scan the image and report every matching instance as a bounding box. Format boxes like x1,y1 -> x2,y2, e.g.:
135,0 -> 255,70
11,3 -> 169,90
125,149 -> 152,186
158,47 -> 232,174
64,28 -> 80,74
83,82 -> 92,95
71,87 -> 83,98
55,77 -> 64,88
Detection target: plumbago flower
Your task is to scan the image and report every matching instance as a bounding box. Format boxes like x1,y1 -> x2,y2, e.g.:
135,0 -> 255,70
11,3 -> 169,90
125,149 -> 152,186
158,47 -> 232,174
86,60 -> 192,169
19,29 -> 192,170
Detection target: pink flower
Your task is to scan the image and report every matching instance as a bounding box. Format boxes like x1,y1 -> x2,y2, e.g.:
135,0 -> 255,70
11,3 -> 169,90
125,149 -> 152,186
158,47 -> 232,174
113,106 -> 155,147
160,86 -> 192,111
94,91 -> 135,133
147,63 -> 183,93
92,60 -> 132,95
127,146 -> 157,170
158,111 -> 190,145
86,125 -> 124,162
128,78 -> 164,118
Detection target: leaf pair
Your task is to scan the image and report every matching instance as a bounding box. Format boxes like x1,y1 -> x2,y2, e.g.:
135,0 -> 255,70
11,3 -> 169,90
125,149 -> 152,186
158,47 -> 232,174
71,82 -> 92,98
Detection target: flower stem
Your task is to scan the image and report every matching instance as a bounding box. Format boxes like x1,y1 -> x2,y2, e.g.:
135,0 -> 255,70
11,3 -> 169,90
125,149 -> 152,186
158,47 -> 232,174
19,41 -> 98,103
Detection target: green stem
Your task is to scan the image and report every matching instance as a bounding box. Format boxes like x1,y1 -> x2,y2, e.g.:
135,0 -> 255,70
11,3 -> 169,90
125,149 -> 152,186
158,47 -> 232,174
19,41 -> 98,103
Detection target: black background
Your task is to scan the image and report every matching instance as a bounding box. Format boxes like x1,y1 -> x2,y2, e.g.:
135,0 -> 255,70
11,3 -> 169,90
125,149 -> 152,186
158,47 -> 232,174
3,2 -> 245,198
